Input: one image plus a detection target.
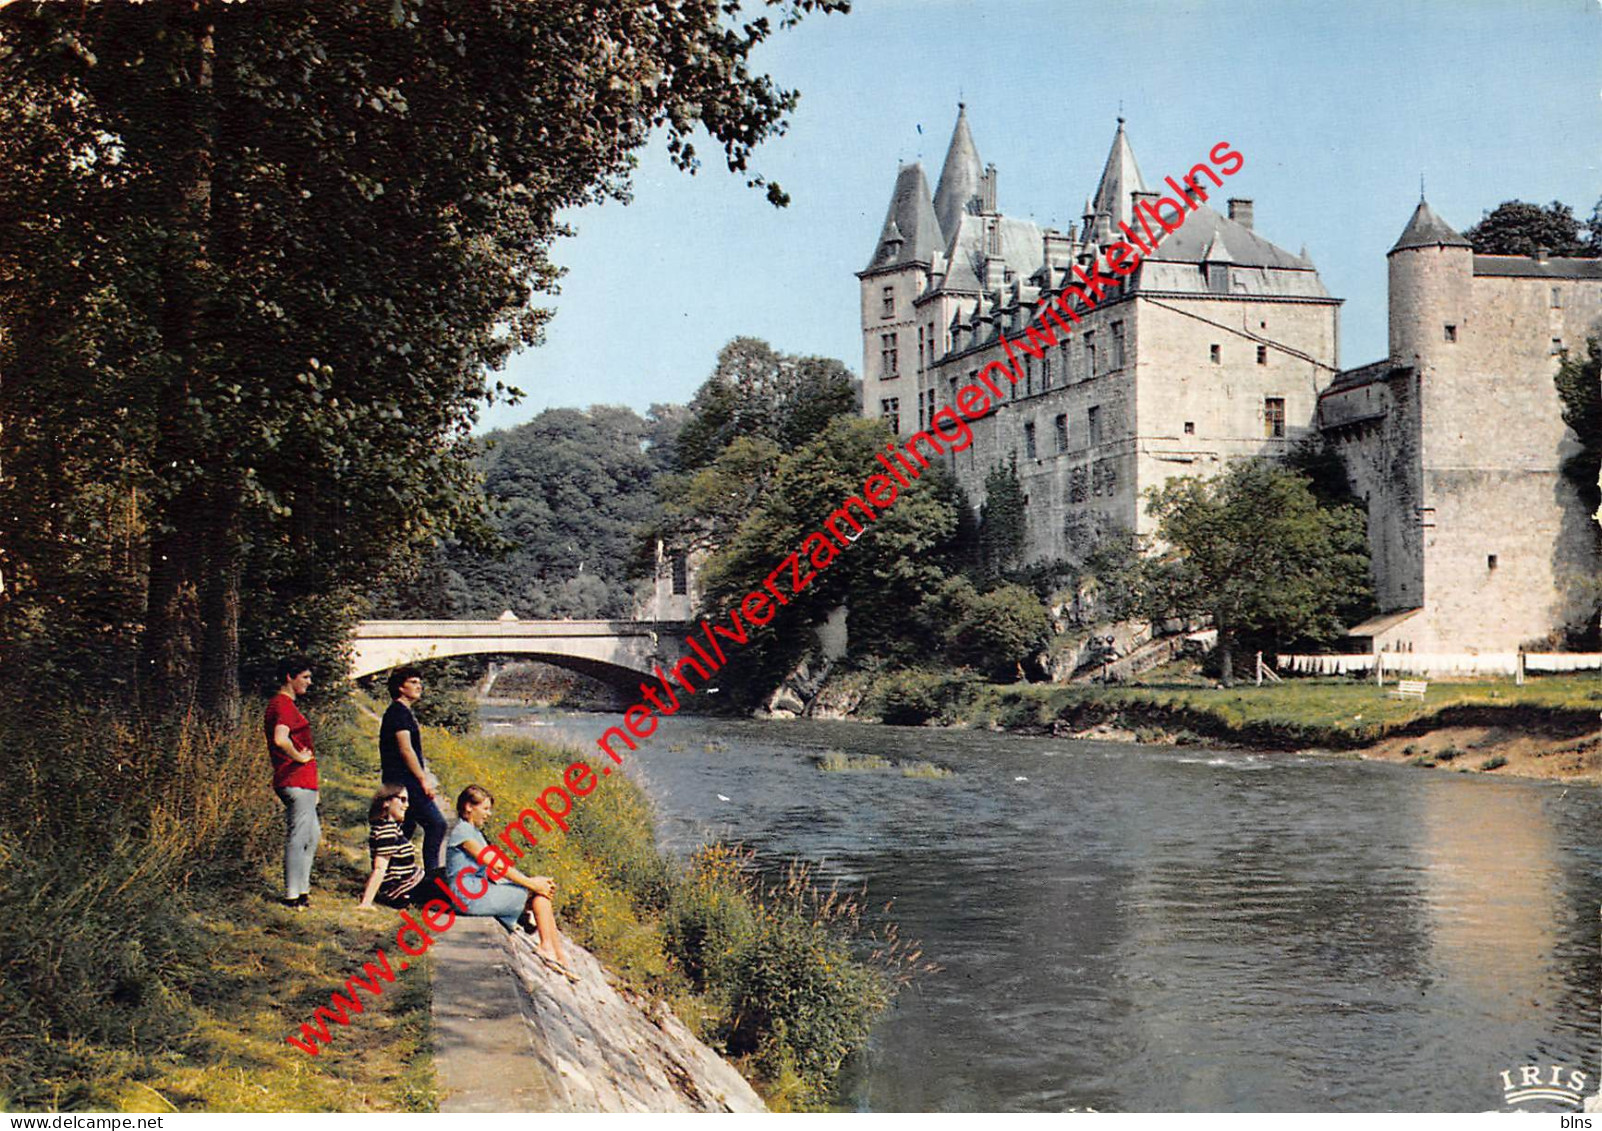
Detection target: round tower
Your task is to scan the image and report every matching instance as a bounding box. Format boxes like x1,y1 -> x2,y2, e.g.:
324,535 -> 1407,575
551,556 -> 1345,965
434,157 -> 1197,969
1387,199 -> 1473,367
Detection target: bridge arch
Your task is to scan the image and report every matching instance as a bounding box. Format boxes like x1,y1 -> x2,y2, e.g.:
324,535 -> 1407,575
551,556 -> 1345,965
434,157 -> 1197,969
350,619 -> 694,689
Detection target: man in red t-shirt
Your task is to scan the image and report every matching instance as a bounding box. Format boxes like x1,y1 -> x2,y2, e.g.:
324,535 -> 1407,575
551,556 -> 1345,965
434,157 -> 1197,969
265,655 -> 320,908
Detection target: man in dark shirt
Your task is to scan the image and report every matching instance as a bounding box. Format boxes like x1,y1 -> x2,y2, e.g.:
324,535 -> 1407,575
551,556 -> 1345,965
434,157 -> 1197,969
379,667 -> 447,872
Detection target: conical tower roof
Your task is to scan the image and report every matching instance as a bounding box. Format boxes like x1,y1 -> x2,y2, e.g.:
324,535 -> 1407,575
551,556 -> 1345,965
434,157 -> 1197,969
1090,118 -> 1147,232
932,104 -> 984,242
862,162 -> 944,273
1389,199 -> 1471,254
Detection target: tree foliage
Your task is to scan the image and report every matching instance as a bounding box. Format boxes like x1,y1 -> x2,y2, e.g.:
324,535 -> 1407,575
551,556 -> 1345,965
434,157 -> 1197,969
695,417 -> 969,707
1465,199 -> 1601,258
977,457 -> 1028,577
925,577 -> 1051,680
1555,336 -> 1602,519
374,405 -> 682,620
0,0 -> 845,716
1143,461 -> 1373,684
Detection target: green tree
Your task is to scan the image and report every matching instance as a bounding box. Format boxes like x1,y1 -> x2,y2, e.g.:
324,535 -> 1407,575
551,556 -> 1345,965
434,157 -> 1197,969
977,457 -> 1028,577
1143,461 -> 1372,685
927,577 -> 1051,680
696,417 -> 964,707
375,405 -> 682,621
1555,336 -> 1602,519
1465,200 -> 1597,258
0,0 -> 847,718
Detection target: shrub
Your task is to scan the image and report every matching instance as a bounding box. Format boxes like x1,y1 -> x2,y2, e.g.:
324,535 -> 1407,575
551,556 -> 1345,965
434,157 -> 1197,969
412,687 -> 478,734
1479,755 -> 1509,771
814,750 -> 892,772
866,668 -> 974,726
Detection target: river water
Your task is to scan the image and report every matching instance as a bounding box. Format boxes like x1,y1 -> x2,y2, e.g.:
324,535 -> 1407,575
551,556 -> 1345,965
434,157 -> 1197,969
486,706 -> 1602,1112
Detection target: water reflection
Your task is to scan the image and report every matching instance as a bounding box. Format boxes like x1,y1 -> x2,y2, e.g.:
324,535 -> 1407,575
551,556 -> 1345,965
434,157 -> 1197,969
505,708 -> 1601,1112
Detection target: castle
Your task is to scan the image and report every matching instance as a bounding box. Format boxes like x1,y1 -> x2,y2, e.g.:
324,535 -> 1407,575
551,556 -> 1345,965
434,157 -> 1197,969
857,107 -> 1601,652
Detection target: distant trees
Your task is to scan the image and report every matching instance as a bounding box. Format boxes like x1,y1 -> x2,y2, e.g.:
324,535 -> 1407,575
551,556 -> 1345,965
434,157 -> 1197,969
1142,461 -> 1373,685
372,406 -> 682,621
1465,199 -> 1602,258
0,0 -> 845,716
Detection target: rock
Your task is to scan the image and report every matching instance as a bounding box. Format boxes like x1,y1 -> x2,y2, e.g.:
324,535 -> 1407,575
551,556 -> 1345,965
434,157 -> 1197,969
432,917 -> 765,1112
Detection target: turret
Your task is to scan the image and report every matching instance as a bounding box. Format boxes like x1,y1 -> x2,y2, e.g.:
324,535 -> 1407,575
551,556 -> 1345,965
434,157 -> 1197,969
933,104 -> 984,243
858,162 -> 942,437
1387,199 -> 1473,366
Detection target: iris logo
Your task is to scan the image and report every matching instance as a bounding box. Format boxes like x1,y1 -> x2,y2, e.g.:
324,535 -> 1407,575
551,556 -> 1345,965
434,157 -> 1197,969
1499,1065 -> 1589,1108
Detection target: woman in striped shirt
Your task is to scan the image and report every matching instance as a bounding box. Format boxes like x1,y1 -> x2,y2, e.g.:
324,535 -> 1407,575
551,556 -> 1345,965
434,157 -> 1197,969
359,784 -> 426,909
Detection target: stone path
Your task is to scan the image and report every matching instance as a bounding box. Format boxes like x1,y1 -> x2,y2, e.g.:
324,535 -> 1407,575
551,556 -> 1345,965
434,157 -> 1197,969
430,915 -> 765,1112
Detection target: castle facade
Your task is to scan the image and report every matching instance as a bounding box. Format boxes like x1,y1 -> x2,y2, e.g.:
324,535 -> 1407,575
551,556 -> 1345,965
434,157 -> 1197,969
857,109 -> 1341,562
857,107 -> 1601,651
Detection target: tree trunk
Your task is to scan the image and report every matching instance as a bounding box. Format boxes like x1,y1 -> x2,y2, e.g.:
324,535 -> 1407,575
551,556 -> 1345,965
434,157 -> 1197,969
1218,629 -> 1235,687
138,9 -> 216,722
196,478 -> 242,719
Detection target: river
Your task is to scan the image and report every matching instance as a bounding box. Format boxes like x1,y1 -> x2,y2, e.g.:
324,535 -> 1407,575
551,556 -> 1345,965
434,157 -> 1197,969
484,706 -> 1602,1112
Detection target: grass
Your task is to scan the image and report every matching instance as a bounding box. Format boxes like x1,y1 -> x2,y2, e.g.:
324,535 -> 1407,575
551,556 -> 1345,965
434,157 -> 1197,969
933,672 -> 1602,750
813,750 -> 954,778
0,705 -> 437,1112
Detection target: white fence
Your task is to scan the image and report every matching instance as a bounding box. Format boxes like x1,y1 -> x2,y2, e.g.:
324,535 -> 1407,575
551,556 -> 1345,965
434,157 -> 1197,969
1276,652 -> 1602,678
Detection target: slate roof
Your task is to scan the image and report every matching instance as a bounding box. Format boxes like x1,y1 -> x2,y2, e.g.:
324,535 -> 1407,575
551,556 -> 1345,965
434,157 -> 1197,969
932,104 -> 984,243
862,162 -> 944,274
1090,119 -> 1147,232
1472,255 -> 1602,280
1389,199 -> 1472,253
935,211 -> 1044,294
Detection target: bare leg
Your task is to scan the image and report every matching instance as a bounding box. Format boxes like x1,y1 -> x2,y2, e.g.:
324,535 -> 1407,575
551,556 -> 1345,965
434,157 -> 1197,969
529,893 -> 567,965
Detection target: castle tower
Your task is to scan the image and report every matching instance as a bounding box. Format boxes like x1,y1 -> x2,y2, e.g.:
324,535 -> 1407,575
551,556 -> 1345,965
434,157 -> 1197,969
1088,117 -> 1147,240
932,103 -> 983,243
1387,198 -> 1473,367
858,162 -> 943,437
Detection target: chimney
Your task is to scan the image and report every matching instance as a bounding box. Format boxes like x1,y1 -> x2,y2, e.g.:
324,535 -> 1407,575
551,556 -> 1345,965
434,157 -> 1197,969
1043,229 -> 1073,269
1132,189 -> 1160,216
1534,245 -> 1549,263
1228,198 -> 1254,230
980,163 -> 998,213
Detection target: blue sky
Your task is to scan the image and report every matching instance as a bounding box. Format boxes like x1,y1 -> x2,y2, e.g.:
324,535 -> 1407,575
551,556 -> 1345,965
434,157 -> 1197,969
479,0 -> 1602,432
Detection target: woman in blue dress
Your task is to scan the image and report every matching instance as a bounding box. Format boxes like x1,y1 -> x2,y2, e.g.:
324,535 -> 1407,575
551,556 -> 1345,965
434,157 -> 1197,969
446,784 -> 578,981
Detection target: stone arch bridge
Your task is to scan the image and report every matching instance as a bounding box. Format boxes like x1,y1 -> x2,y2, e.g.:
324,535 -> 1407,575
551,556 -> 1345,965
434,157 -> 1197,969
351,619 -> 695,689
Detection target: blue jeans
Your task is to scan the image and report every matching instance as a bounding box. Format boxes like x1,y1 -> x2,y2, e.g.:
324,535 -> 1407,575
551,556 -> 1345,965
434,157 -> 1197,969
399,786 -> 448,873
275,786 -> 321,898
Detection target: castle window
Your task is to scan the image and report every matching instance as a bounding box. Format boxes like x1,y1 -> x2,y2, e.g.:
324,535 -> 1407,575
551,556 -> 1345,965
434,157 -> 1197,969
1264,397 -> 1286,439
1444,324 -> 1457,343
880,332 -> 899,375
1042,354 -> 1053,390
1085,331 -> 1097,376
1487,554 -> 1498,571
1024,355 -> 1034,395
930,322 -> 938,361
1055,414 -> 1069,452
1552,337 -> 1565,356
1088,405 -> 1103,445
1210,343 -> 1221,364
1552,287 -> 1562,309
1184,421 -> 1195,435
1060,339 -> 1070,377
1256,345 -> 1268,365
880,397 -> 900,432
1024,421 -> 1037,459
1112,321 -> 1126,369
917,326 -> 925,372
671,553 -> 689,596
882,287 -> 895,318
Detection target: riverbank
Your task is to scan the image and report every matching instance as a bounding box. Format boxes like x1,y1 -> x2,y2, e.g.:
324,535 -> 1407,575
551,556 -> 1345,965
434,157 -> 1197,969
0,707 -> 437,1112
838,667 -> 1602,785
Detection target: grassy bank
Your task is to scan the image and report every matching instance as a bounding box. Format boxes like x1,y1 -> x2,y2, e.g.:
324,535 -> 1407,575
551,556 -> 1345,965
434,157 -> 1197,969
0,706 -> 436,1112
860,667 -> 1602,773
419,722 -> 919,1110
